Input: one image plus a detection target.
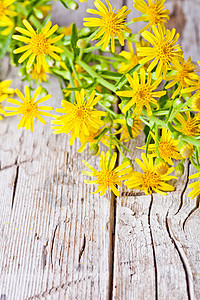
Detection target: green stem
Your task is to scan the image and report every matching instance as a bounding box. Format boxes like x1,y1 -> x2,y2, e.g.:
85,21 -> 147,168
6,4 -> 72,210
76,58 -> 117,92
69,59 -> 82,85
69,72 -> 75,103
113,136 -> 130,152
190,156 -> 198,170
99,102 -> 120,118
85,28 -> 100,44
155,123 -> 160,157
195,148 -> 200,170
116,144 -> 126,158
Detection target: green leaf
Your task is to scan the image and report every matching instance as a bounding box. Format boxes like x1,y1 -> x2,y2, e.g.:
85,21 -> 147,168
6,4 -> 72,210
70,23 -> 79,58
58,0 -> 69,9
0,31 -> 13,59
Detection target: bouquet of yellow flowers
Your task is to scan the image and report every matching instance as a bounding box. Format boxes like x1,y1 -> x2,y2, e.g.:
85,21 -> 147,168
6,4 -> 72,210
1,0 -> 200,199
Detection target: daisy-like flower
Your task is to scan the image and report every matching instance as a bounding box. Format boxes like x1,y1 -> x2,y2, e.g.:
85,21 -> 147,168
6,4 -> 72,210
165,57 -> 198,99
133,0 -> 170,33
5,86 -> 54,132
114,117 -> 143,142
82,151 -> 132,196
175,111 -> 200,137
116,68 -> 166,116
0,0 -> 17,35
125,153 -> 177,195
30,64 -> 50,83
13,20 -> 64,73
138,25 -> 183,78
140,128 -> 182,165
51,89 -> 106,145
83,0 -> 131,53
188,172 -> 200,199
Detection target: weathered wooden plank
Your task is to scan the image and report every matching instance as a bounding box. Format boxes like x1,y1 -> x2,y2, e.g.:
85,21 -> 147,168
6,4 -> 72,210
0,75 -> 113,299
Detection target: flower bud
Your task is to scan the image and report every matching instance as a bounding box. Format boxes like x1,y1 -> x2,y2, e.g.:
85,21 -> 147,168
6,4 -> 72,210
77,39 -> 86,49
104,115 -> 113,128
122,157 -> 134,170
178,141 -> 194,158
67,0 -> 78,10
89,143 -> 99,156
127,117 -> 134,127
173,98 -> 183,108
175,163 -> 185,177
155,158 -> 169,175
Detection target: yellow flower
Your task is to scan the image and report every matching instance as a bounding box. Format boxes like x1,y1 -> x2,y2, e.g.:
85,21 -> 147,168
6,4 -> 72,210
125,153 -> 177,195
13,20 -> 64,72
114,117 -> 143,142
30,64 -> 50,83
0,79 -> 14,102
80,0 -> 88,2
0,0 -> 17,35
138,25 -> 183,78
51,89 -> 106,145
190,93 -> 200,111
5,86 -> 54,132
0,105 -> 5,119
82,151 -> 132,196
118,41 -> 140,73
83,0 -> 131,52
188,172 -> 200,199
116,68 -> 166,116
133,0 -> 170,33
175,111 -> 200,137
0,79 -> 14,119
139,128 -> 182,165
165,57 -> 198,99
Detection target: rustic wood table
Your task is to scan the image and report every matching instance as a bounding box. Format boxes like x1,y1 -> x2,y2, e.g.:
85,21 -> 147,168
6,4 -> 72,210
0,0 -> 200,299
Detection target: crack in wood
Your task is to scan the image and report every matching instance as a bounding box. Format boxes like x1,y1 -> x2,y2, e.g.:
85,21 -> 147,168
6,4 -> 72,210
149,195 -> 158,300
166,213 -> 195,300
11,162 -> 19,210
183,195 -> 200,231
50,223 -> 59,270
175,160 -> 190,215
0,159 -> 33,172
42,241 -> 48,272
78,234 -> 86,263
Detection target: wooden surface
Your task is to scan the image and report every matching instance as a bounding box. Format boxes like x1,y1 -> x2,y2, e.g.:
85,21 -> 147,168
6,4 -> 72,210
0,1 -> 200,299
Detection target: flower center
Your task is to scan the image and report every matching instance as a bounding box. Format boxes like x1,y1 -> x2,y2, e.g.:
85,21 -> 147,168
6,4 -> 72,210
147,3 -> 162,25
135,85 -> 151,104
142,171 -> 160,193
20,100 -> 38,117
159,141 -> 177,158
101,12 -> 124,34
0,2 -> 6,17
30,32 -> 50,55
75,105 -> 90,121
97,169 -> 117,187
155,40 -> 172,63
